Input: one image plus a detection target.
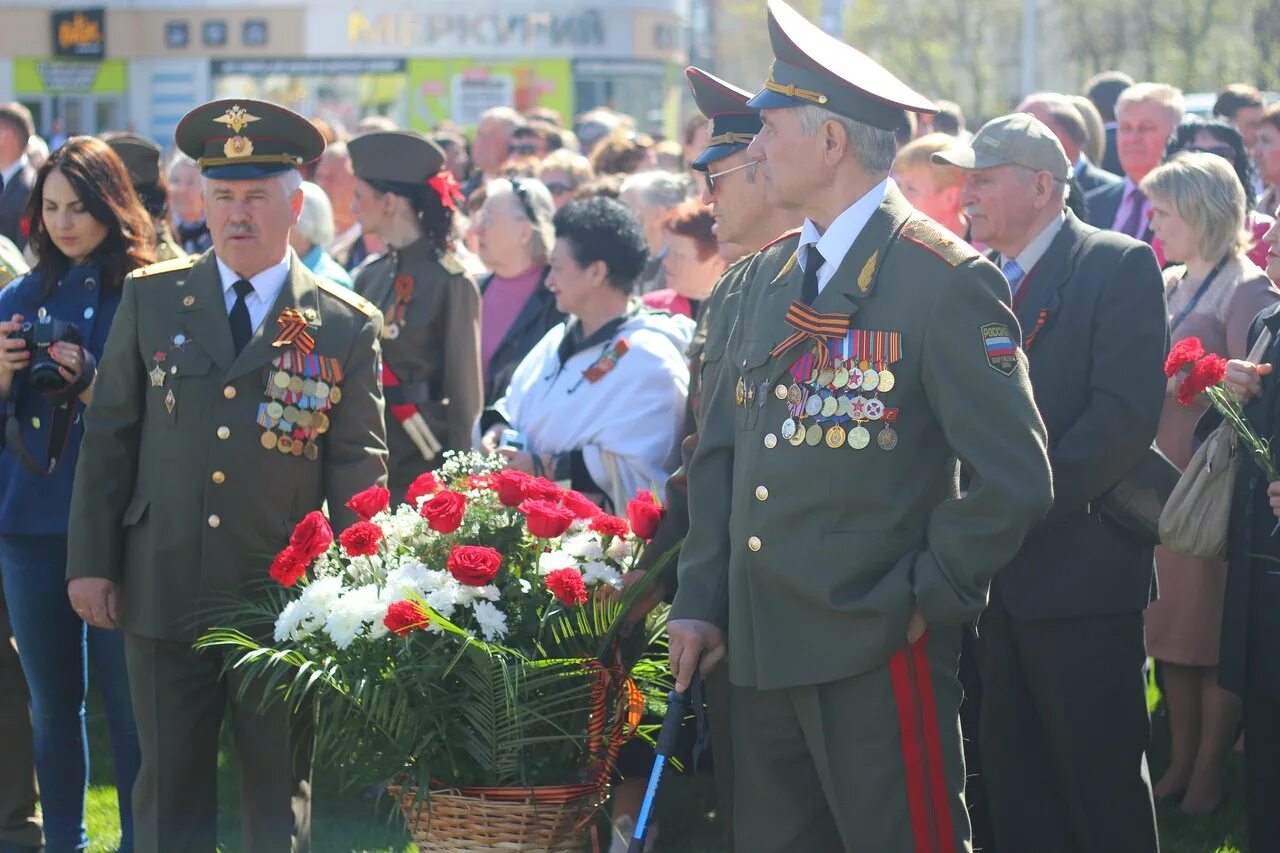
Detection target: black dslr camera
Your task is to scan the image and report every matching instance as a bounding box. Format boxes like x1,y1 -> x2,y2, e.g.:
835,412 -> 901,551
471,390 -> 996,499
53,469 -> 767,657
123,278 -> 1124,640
7,316 -> 82,394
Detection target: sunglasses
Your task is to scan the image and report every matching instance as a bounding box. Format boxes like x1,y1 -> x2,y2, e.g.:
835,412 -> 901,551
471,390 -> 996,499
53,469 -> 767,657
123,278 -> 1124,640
702,159 -> 756,195
509,177 -> 538,222
1185,143 -> 1235,160
511,142 -> 539,156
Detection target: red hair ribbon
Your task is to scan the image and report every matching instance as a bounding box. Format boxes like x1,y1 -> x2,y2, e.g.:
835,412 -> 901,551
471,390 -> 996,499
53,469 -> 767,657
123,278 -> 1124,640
426,171 -> 462,212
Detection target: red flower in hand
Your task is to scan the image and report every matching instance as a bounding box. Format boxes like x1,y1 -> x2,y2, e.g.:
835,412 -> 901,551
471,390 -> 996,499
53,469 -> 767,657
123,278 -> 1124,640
405,472 -> 441,508
420,490 -> 467,534
289,511 -> 333,562
589,514 -> 630,538
446,545 -> 503,586
626,490 -> 664,542
346,485 -> 390,520
520,499 -> 576,539
546,568 -> 588,606
339,520 -> 383,557
1177,353 -> 1228,405
1165,337 -> 1205,377
269,546 -> 309,587
384,600 -> 430,637
491,469 -> 533,507
561,489 -> 602,520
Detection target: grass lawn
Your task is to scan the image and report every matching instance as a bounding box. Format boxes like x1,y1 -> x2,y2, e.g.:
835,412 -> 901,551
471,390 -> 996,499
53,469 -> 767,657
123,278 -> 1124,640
77,671 -> 1248,852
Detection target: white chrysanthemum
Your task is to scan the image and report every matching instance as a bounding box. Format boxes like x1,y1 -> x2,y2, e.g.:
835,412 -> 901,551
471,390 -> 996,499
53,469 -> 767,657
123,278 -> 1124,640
538,549 -> 578,575
323,584 -> 385,649
300,575 -> 345,608
424,577 -> 464,617
384,561 -> 434,598
562,535 -> 605,561
274,599 -> 307,642
518,578 -> 532,594
582,560 -> 622,588
606,535 -> 631,562
472,600 -> 509,640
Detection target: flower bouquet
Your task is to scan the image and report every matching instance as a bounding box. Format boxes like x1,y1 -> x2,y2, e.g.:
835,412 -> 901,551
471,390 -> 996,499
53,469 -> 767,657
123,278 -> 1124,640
198,452 -> 676,851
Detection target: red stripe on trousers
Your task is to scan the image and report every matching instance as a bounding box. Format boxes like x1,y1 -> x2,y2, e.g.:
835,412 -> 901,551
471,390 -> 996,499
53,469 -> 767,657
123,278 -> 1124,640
889,647 -> 934,853
912,636 -> 958,853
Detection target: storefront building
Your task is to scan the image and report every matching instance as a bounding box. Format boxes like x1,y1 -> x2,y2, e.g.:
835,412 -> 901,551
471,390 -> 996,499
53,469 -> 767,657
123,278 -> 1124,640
0,1 -> 691,144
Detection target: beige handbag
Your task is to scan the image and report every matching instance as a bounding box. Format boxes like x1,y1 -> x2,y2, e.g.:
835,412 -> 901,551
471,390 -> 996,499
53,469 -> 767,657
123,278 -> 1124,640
1158,329 -> 1273,558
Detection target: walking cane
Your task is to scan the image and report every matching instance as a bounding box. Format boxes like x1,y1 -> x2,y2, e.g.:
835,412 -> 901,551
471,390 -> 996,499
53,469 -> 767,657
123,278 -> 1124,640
627,683 -> 692,853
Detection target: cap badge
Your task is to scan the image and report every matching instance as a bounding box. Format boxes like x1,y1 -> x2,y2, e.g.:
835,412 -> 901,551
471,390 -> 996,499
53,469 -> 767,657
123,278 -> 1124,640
214,105 -> 260,134
224,135 -> 254,159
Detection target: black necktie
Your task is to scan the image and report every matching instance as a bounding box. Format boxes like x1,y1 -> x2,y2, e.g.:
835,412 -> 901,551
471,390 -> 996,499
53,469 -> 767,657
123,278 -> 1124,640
801,246 -> 824,305
229,279 -> 254,355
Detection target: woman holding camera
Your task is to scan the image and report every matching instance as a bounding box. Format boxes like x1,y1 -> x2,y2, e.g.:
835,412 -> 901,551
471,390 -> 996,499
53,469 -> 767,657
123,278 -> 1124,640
0,136 -> 148,852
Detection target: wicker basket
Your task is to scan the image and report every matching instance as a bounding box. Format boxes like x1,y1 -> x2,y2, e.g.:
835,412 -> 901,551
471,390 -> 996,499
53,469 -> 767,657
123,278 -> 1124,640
387,780 -> 608,852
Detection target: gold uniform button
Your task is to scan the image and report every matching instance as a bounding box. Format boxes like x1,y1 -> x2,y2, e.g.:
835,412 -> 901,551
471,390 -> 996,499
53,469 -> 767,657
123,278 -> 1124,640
747,536 -> 762,552
211,471 -> 226,484
223,385 -> 236,399
764,433 -> 778,449
755,486 -> 769,501
216,426 -> 230,440
207,514 -> 221,528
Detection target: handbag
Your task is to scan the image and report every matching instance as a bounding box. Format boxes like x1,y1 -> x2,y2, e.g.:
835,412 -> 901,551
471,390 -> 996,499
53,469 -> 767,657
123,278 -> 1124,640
1158,328 -> 1274,558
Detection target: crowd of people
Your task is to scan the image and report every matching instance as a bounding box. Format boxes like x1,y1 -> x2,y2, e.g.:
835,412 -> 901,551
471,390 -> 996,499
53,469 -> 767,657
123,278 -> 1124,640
2,0 -> 1280,850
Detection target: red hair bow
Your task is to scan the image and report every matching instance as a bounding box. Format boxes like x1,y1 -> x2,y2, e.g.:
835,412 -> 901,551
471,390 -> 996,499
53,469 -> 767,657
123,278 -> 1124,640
426,171 -> 463,212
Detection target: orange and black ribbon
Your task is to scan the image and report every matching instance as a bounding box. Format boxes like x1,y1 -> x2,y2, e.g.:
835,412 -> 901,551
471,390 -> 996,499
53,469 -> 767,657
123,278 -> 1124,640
769,300 -> 851,373
387,273 -> 414,328
271,307 -> 316,355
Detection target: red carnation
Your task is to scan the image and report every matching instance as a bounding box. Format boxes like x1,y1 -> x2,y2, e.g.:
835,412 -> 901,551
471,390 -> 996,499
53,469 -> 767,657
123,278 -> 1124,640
383,599 -> 431,637
446,545 -> 503,586
1177,353 -> 1228,405
1165,336 -> 1205,377
561,489 -> 602,520
491,469 -> 533,507
346,485 -> 390,520
546,567 -> 589,606
420,490 -> 467,534
269,545 -> 309,587
339,520 -> 383,557
589,514 -> 630,538
405,472 -> 441,508
520,499 -> 576,539
289,511 -> 334,562
626,490 -> 664,542
525,478 -> 564,502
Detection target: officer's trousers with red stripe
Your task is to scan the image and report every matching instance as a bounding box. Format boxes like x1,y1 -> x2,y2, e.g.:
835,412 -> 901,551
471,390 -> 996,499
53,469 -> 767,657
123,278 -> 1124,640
728,627 -> 969,853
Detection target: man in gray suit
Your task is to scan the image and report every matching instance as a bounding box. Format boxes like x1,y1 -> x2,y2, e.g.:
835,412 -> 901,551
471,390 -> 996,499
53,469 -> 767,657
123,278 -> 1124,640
936,113 -> 1167,853
0,104 -> 36,250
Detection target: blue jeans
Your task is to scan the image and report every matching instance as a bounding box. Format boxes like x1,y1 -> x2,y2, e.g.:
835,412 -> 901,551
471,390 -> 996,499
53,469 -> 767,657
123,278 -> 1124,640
0,535 -> 139,853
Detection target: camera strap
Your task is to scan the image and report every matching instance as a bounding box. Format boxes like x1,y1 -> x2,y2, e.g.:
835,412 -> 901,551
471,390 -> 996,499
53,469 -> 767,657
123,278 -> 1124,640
4,394 -> 78,477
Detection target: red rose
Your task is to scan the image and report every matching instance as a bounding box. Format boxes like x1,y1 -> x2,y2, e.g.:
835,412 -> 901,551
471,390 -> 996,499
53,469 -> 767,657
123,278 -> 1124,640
491,469 -> 533,507
269,546 -> 309,587
519,499 -> 576,539
525,478 -> 563,502
405,472 -> 441,508
545,568 -> 589,606
589,514 -> 630,538
289,511 -> 334,562
1165,336 -> 1205,377
346,485 -> 390,520
446,545 -> 503,586
383,599 -> 430,637
626,490 -> 664,542
1177,353 -> 1228,405
339,520 -> 383,557
561,489 -> 602,520
420,490 -> 468,534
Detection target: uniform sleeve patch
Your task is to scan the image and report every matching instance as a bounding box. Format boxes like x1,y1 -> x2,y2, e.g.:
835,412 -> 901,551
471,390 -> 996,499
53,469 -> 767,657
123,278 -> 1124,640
981,323 -> 1018,375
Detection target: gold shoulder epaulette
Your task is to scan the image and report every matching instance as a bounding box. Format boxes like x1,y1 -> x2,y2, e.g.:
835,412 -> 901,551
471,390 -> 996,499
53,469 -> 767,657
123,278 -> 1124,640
439,252 -> 467,276
761,227 -> 802,252
899,219 -> 977,269
316,278 -> 378,316
130,255 -> 197,279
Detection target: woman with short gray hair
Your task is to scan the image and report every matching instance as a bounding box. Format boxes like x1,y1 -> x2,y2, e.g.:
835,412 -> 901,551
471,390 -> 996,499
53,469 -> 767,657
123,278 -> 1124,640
289,181 -> 352,288
471,177 -> 565,404
1142,150 -> 1280,813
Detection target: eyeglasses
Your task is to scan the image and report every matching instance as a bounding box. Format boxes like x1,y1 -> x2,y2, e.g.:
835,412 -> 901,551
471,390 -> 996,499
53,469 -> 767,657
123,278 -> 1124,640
509,177 -> 538,223
702,159 -> 757,196
511,142 -> 539,157
544,182 -> 573,197
1186,143 -> 1235,160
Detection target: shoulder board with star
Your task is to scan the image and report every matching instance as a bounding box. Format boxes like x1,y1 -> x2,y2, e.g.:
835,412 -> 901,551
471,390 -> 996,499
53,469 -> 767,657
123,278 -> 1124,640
129,255 -> 197,280
898,218 -> 977,269
438,251 -> 467,277
316,278 -> 378,317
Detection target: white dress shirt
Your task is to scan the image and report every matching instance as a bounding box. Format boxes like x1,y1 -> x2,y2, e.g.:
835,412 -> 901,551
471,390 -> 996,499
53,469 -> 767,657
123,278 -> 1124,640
797,178 -> 889,295
997,211 -> 1066,279
215,252 -> 290,335
0,154 -> 28,189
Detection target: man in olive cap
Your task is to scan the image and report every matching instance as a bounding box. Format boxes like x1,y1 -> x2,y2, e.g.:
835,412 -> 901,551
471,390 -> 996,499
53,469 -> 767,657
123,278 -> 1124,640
67,99 -> 388,852
934,113 -> 1165,852
666,2 -> 1054,848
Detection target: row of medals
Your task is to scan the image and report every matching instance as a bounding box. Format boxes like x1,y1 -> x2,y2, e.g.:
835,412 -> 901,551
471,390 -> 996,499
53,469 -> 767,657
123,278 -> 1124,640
743,358 -> 899,451
258,368 -> 342,460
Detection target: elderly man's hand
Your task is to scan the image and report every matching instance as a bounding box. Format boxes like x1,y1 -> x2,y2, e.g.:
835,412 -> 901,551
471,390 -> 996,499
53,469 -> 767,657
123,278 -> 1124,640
667,618 -> 726,692
1225,359 -> 1271,402
67,578 -> 120,629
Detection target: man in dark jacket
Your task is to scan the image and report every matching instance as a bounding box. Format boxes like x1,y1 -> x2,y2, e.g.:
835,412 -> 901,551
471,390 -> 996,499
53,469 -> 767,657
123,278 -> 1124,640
0,103 -> 36,249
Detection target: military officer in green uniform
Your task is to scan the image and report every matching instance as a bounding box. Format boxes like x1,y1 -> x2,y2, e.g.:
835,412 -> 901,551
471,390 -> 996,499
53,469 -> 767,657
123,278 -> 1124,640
104,133 -> 188,262
348,131 -> 482,498
66,99 -> 388,853
667,3 -> 1054,850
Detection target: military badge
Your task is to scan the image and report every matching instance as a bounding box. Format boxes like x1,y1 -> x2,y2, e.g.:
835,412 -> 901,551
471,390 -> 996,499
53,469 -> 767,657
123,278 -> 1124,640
214,105 -> 261,160
857,250 -> 878,292
223,136 -> 254,159
981,323 -> 1018,376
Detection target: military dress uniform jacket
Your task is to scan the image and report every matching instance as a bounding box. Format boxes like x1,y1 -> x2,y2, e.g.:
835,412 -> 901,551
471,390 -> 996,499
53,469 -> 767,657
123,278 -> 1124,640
671,185 -> 1053,689
353,237 -> 481,491
66,251 -> 389,641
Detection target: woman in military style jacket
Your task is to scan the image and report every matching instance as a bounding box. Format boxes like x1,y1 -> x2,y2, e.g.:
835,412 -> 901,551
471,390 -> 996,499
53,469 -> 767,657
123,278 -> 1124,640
349,131 -> 483,497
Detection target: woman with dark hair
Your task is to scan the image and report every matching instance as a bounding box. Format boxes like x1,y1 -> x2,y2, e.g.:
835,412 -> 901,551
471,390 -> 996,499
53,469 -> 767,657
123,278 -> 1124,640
349,130 -> 482,497
0,136 -> 146,852
480,197 -> 692,510
1160,118 -> 1275,269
